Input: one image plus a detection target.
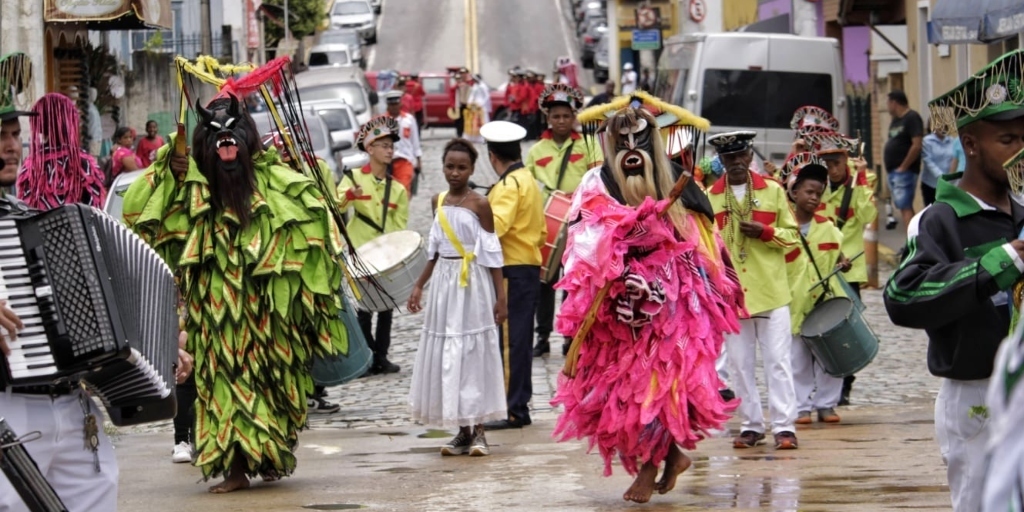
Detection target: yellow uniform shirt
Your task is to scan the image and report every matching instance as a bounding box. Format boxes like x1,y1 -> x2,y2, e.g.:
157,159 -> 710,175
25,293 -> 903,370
817,169 -> 876,284
487,163 -> 547,266
784,214 -> 846,334
526,131 -> 603,198
707,172 -> 800,315
336,165 -> 410,248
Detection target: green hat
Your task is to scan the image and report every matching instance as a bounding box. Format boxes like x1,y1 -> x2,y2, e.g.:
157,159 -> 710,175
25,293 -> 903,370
929,49 -> 1024,135
0,52 -> 34,123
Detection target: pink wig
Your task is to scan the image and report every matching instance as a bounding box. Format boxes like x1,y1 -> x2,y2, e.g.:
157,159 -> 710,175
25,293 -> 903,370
17,93 -> 106,210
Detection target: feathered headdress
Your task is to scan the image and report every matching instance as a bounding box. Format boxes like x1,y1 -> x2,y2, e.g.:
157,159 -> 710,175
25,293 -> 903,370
790,105 -> 840,134
356,115 -> 400,151
782,151 -> 828,191
538,83 -> 584,114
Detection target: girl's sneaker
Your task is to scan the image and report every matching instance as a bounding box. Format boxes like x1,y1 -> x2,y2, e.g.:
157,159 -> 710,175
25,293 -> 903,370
469,430 -> 489,456
440,431 -> 472,456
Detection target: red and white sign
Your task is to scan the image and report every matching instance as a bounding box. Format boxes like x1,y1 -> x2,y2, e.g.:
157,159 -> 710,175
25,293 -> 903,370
689,0 -> 706,23
247,0 -> 261,49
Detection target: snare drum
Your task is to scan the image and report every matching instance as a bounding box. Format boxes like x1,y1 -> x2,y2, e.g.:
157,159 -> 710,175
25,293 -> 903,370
800,297 -> 879,378
353,230 -> 428,312
540,191 -> 573,284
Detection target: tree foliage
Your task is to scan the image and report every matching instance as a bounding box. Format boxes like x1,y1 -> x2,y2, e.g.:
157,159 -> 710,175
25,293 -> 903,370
263,0 -> 326,45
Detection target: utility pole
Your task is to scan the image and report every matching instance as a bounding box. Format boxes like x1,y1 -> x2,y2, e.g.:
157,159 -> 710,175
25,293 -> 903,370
284,0 -> 292,48
200,0 -> 213,56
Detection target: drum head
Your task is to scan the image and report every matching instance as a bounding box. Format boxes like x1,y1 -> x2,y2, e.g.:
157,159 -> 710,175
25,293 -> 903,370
801,297 -> 854,338
355,230 -> 423,275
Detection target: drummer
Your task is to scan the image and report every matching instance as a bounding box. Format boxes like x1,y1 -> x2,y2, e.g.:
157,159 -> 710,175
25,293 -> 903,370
526,83 -> 602,358
480,120 -> 547,430
336,116 -> 410,375
781,153 -> 850,425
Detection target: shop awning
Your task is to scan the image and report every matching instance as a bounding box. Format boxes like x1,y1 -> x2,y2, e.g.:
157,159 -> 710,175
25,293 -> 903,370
44,0 -> 173,31
931,0 -> 1024,44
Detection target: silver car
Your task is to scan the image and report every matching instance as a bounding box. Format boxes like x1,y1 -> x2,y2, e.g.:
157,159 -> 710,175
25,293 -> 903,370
330,0 -> 376,44
295,67 -> 375,126
316,29 -> 365,68
303,100 -> 370,173
250,110 -> 344,183
308,43 -> 354,69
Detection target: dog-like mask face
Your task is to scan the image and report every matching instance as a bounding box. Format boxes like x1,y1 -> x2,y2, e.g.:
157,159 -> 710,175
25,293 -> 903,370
193,95 -> 260,226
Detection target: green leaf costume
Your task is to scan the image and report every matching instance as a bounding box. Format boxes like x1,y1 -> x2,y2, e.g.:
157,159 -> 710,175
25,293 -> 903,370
122,139 -> 348,479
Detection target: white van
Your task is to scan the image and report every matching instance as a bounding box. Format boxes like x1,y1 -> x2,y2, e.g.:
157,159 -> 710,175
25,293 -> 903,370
655,32 -> 848,163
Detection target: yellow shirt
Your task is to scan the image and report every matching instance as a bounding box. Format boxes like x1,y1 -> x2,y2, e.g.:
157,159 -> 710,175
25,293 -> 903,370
784,214 -> 845,334
707,172 -> 799,315
526,131 -> 603,198
336,165 -> 410,248
487,163 -> 547,266
817,169 -> 876,283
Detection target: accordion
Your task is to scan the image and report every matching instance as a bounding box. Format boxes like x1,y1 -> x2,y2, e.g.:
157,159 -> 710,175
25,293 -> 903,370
0,204 -> 179,426
0,417 -> 68,512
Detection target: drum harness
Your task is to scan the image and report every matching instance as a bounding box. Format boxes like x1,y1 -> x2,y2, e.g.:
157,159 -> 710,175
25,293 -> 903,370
348,164 -> 394,233
554,138 -> 576,193
802,177 -> 855,304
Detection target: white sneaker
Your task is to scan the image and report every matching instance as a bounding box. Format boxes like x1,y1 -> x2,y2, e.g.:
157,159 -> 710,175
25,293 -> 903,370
171,442 -> 193,463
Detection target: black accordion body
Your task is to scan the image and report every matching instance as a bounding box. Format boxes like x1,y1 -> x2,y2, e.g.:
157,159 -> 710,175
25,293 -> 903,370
0,204 -> 179,426
0,417 -> 68,512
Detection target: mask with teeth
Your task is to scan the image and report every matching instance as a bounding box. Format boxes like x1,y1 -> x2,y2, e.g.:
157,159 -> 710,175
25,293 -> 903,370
193,94 -> 260,227
602,107 -> 676,208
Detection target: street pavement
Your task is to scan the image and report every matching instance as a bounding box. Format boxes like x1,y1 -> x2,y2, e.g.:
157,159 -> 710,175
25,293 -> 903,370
112,133 -> 951,511
108,1 -> 953,509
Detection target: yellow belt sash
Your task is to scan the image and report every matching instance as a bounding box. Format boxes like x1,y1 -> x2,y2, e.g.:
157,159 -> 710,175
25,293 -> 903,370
436,192 -> 475,287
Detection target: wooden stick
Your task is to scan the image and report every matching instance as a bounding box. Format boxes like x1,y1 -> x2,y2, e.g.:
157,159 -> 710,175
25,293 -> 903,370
563,171 -> 692,377
174,123 -> 187,156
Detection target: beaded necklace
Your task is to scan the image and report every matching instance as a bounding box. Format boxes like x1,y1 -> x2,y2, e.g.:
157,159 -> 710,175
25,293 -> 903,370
723,172 -> 755,262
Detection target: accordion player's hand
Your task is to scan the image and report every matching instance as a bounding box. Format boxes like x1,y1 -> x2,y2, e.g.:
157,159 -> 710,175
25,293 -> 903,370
175,331 -> 193,383
0,300 -> 23,356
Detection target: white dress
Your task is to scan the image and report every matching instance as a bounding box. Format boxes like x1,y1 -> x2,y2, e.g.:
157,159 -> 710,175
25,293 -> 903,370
408,205 -> 508,427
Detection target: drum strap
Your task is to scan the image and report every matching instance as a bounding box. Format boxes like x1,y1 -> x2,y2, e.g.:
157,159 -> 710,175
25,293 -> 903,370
835,181 -> 854,230
799,232 -> 832,303
555,139 -> 576,192
436,192 -> 474,287
354,170 -> 393,233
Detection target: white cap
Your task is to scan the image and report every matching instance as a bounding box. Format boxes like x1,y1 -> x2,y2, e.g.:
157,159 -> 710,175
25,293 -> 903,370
623,62 -> 634,70
383,90 -> 403,103
480,120 -> 527,143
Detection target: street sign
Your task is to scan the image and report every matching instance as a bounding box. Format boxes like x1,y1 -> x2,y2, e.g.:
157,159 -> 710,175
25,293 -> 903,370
631,29 -> 661,51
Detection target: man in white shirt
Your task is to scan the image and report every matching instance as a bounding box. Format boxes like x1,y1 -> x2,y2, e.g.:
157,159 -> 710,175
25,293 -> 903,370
621,63 -> 638,95
384,90 -> 423,195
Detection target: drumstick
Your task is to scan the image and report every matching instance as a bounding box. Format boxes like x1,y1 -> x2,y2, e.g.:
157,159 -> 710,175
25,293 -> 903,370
808,251 -> 864,293
564,170 -> 692,377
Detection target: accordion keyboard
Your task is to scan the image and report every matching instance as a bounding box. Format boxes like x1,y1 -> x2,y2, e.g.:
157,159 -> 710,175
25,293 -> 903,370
0,218 -> 54,380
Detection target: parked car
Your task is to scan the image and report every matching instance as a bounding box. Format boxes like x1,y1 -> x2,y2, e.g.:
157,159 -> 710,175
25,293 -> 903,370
578,20 -> 607,68
104,169 -> 145,224
303,100 -> 369,172
576,1 -> 605,34
418,73 -> 508,127
316,29 -> 365,68
369,0 -> 382,14
656,32 -> 847,162
593,33 -> 609,83
296,67 -> 377,126
308,43 -> 354,69
330,0 -> 377,44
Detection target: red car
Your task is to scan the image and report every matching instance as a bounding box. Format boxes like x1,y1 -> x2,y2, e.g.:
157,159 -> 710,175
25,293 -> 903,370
364,70 -> 508,127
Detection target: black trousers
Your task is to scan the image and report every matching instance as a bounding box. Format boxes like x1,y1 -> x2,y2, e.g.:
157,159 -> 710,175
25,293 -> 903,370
173,373 -> 196,445
358,309 -> 394,363
844,283 -> 862,393
500,265 -> 540,420
921,184 -> 937,206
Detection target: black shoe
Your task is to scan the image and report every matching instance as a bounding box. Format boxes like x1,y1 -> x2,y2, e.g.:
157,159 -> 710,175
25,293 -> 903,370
373,359 -> 400,374
719,388 -> 736,401
533,339 -> 550,357
885,217 -> 898,230
838,375 -> 855,406
483,415 -> 532,430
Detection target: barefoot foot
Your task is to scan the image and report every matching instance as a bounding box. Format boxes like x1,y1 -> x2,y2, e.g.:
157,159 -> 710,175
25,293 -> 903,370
656,445 -> 692,495
208,472 -> 250,493
623,462 -> 659,503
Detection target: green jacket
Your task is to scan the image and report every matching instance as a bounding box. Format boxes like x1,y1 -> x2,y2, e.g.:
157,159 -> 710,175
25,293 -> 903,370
708,172 -> 799,315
